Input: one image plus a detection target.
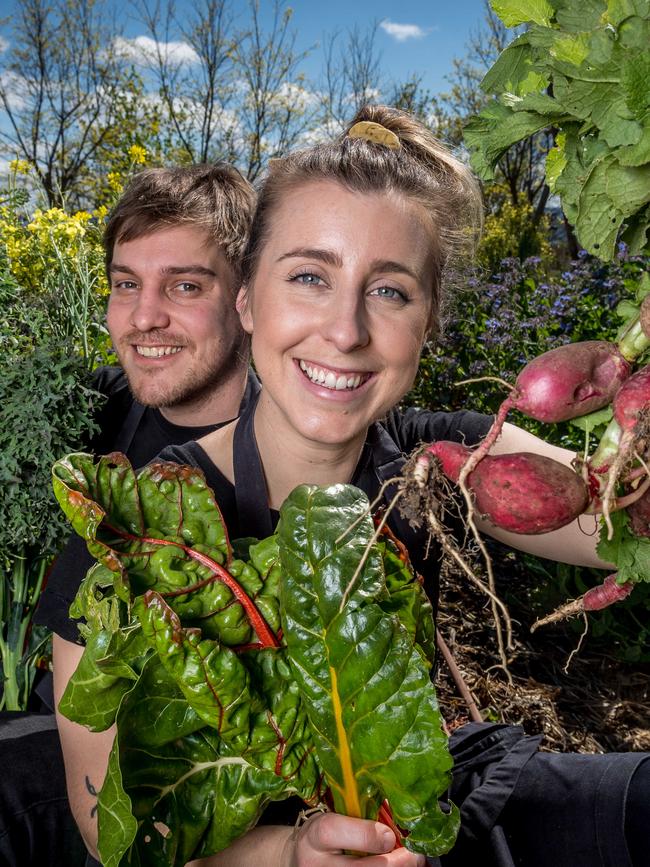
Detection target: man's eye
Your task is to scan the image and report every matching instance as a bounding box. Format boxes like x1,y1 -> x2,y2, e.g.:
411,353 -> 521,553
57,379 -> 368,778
113,280 -> 138,291
172,282 -> 201,295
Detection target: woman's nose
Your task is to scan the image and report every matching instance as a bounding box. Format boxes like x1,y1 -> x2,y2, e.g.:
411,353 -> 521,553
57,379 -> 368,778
321,294 -> 370,352
130,286 -> 171,332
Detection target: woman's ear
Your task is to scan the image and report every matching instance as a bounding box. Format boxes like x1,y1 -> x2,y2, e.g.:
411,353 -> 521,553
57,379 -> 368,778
236,285 -> 253,334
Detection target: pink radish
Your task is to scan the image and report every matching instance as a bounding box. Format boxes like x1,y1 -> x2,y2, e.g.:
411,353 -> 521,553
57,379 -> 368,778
532,573 -> 634,630
510,341 -> 630,424
433,341 -> 630,542
423,441 -> 589,535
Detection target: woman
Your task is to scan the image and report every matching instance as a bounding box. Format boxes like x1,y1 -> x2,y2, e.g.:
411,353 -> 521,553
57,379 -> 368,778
54,106 -> 647,866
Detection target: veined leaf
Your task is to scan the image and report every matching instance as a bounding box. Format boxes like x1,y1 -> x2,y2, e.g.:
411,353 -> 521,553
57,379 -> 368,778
99,649 -> 311,866
53,453 -> 279,646
555,0 -> 606,31
278,484 -> 458,857
490,0 -> 554,27
465,102 -> 555,176
605,0 -> 650,27
471,0 -> 650,260
481,36 -> 549,97
546,138 -> 568,192
576,155 -> 625,257
550,32 -> 591,66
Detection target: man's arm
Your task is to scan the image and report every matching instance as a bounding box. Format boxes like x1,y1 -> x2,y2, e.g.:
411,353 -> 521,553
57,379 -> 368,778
53,634 -> 115,861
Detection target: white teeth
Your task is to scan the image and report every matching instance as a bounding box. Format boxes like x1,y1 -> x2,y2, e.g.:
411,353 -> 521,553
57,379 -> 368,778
136,346 -> 182,358
299,360 -> 365,391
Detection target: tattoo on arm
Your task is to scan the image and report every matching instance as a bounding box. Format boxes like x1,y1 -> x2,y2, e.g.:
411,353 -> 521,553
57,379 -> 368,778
85,775 -> 98,818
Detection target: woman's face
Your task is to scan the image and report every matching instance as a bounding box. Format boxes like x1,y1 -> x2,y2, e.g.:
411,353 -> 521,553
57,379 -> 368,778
238,180 -> 436,447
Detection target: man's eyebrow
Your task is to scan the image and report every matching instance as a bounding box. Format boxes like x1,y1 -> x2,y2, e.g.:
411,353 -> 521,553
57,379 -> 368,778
277,248 -> 419,280
108,264 -> 218,277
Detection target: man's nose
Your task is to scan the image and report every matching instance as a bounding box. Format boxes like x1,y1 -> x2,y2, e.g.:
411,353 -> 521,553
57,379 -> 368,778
130,286 -> 171,332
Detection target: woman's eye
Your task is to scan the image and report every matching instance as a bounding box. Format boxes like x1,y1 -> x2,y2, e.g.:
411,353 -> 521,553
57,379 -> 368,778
371,285 -> 406,302
291,272 -> 323,286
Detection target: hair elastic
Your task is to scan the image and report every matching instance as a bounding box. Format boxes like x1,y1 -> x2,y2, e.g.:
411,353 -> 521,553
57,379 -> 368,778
347,121 -> 401,150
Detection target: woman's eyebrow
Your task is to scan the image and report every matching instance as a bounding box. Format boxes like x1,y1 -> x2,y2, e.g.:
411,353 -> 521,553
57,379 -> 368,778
277,248 -> 418,279
277,247 -> 342,267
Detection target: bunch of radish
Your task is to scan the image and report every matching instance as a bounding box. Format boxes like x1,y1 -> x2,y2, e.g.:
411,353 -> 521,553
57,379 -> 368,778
415,290 -> 650,629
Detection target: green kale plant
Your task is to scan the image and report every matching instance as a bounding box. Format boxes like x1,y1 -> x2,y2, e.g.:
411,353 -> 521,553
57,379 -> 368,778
51,452 -> 458,866
0,227 -> 106,709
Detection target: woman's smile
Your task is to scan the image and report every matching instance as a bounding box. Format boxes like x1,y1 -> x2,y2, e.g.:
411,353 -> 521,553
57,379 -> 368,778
297,359 -> 373,392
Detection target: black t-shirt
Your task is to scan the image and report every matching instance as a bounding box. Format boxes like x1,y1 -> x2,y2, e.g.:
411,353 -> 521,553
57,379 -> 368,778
34,367 -> 260,642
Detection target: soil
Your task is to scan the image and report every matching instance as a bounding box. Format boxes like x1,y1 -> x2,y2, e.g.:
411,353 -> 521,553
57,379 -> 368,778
435,548 -> 650,754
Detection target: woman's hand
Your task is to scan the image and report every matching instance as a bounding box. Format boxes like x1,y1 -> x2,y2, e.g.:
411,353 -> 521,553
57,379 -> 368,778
284,812 -> 426,867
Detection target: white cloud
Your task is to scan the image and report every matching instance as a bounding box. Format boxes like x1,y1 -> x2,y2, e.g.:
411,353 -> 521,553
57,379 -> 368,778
0,70 -> 28,110
112,35 -> 199,67
0,36 -> 9,53
379,20 -> 428,42
271,81 -> 319,113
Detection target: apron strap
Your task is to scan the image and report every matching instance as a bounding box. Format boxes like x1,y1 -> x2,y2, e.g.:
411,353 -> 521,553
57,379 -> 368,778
233,393 -> 274,539
113,400 -> 146,454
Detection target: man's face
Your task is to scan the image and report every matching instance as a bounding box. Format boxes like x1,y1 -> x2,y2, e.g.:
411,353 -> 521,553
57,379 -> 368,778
107,225 -> 247,413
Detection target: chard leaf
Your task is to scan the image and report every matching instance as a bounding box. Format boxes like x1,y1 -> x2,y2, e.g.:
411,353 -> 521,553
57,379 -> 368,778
278,484 -> 458,857
53,453 -> 280,646
99,738 -> 138,867
59,625 -> 146,731
100,655 -> 304,867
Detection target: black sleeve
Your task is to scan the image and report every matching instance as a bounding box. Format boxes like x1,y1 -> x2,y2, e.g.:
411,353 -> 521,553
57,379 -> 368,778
385,406 -> 493,452
33,533 -> 94,643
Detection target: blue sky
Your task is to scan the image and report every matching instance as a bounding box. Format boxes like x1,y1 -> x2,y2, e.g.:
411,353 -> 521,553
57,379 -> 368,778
1,0 -> 490,99
241,0 -> 489,95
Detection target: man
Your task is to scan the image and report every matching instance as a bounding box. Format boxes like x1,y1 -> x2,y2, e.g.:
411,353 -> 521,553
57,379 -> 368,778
0,163 -> 258,866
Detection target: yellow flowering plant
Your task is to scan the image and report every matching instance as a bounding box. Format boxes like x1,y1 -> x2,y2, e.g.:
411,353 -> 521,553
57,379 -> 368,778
0,164 -> 113,709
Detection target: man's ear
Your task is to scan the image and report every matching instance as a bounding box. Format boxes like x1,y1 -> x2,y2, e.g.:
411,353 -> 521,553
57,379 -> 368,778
236,285 -> 253,334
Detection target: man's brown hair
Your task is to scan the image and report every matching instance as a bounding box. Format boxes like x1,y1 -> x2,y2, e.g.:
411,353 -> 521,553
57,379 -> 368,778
104,164 -> 256,280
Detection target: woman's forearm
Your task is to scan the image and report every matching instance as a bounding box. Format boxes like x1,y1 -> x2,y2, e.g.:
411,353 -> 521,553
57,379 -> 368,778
187,825 -> 293,867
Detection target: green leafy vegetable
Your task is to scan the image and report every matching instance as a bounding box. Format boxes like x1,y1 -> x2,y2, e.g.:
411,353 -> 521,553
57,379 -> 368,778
52,454 -> 457,865
465,0 -> 650,259
279,485 -> 458,854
